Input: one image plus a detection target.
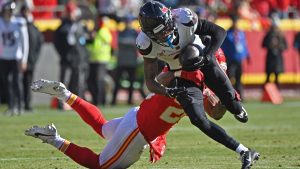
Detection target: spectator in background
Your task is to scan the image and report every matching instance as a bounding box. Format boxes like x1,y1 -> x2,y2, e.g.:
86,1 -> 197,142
0,1 -> 29,115
31,0 -> 57,19
86,15 -> 112,106
111,16 -> 139,105
276,0 -> 291,19
54,1 -> 89,109
250,0 -> 275,18
97,0 -> 143,19
195,6 -> 217,22
97,0 -> 119,19
262,16 -> 287,87
20,4 -> 44,111
294,32 -> 300,56
221,15 -> 250,100
235,0 -> 260,21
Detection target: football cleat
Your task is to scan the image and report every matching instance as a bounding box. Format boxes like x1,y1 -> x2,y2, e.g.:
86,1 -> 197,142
25,124 -> 58,145
240,149 -> 260,169
234,107 -> 248,123
31,79 -> 69,99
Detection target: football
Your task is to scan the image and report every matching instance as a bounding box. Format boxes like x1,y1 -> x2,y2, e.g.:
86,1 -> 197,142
203,89 -> 227,120
179,44 -> 204,68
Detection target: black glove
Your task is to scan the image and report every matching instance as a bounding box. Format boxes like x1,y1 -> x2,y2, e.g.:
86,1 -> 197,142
166,87 -> 187,98
181,55 -> 205,71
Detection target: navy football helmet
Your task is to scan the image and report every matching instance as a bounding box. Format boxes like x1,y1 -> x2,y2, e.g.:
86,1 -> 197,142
138,1 -> 176,47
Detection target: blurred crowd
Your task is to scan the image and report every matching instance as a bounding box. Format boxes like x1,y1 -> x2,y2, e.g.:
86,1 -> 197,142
0,0 -> 300,115
1,0 -> 299,20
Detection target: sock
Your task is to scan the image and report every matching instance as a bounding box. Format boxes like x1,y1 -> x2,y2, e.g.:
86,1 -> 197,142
62,142 -> 100,169
235,144 -> 249,154
66,94 -> 108,138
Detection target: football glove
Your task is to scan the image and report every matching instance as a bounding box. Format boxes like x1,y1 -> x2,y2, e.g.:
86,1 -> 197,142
181,55 -> 209,71
166,87 -> 187,98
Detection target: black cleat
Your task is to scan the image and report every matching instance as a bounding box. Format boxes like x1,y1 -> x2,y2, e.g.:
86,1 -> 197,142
234,107 -> 248,123
240,149 -> 260,169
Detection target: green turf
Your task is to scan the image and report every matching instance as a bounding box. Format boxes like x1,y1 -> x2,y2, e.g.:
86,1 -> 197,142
0,101 -> 300,169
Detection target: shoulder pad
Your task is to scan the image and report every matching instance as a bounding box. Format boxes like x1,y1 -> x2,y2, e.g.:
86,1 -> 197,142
172,8 -> 198,27
136,32 -> 152,56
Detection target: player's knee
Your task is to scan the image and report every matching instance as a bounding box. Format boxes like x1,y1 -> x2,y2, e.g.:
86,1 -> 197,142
188,114 -> 211,131
223,99 -> 243,115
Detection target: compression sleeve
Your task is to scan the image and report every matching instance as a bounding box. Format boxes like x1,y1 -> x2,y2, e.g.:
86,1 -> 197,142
194,19 -> 226,56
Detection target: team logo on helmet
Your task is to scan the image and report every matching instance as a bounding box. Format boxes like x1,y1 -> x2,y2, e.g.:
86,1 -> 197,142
160,7 -> 168,13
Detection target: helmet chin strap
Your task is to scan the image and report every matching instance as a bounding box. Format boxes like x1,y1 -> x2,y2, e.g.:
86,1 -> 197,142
165,33 -> 175,49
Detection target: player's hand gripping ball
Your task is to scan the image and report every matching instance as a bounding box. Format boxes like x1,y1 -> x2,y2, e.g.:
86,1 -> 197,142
203,88 -> 227,120
180,44 -> 205,71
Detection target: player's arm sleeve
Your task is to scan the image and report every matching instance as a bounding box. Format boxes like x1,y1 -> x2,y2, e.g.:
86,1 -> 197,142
136,32 -> 154,57
21,22 -> 29,64
194,19 -> 226,56
174,8 -> 198,33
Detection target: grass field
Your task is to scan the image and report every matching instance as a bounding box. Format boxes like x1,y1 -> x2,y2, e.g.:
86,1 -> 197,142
0,100 -> 300,169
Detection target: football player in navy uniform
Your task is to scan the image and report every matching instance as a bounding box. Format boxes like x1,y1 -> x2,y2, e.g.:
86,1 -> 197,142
136,1 -> 259,168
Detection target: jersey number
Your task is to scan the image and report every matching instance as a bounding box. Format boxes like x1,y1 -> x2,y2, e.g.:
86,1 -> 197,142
2,32 -> 16,47
160,106 -> 185,124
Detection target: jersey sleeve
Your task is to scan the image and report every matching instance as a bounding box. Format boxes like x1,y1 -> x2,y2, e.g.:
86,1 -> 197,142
172,8 -> 198,33
136,32 -> 155,58
194,19 -> 226,56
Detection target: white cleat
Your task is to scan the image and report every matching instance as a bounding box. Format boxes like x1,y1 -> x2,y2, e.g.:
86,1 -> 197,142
25,124 -> 58,145
31,79 -> 69,99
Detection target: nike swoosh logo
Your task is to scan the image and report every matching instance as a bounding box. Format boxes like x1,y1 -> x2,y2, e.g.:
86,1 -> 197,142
34,133 -> 55,137
247,155 -> 251,162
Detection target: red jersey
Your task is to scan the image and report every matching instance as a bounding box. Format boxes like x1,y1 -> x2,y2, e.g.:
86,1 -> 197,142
137,94 -> 184,142
136,94 -> 185,162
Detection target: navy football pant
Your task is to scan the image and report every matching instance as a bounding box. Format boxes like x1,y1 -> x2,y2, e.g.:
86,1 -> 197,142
201,56 -> 243,115
176,79 -> 239,151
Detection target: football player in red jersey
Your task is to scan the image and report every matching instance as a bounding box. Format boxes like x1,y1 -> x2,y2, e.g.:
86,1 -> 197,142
25,77 -> 258,169
25,79 -> 185,168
